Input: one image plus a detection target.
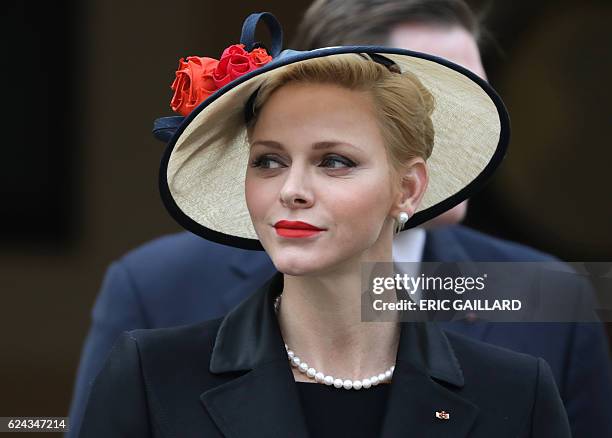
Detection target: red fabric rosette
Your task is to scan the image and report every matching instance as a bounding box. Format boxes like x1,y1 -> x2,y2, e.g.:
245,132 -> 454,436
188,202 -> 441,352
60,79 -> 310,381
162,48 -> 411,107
170,57 -> 219,116
170,44 -> 273,116
248,47 -> 273,67
213,44 -> 252,88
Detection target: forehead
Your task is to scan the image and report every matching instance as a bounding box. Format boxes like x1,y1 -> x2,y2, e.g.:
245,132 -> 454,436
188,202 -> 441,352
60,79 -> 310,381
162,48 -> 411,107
250,82 -> 384,149
387,23 -> 485,79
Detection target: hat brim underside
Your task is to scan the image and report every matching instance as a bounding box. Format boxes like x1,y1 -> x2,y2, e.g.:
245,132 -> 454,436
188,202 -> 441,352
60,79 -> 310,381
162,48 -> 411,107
160,46 -> 509,250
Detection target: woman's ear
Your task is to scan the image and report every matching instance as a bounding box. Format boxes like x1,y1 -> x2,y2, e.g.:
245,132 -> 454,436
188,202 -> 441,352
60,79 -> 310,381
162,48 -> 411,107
390,157 -> 428,218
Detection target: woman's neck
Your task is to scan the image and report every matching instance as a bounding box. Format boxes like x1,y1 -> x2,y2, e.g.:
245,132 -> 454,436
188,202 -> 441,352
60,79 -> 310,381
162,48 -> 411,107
277,264 -> 400,383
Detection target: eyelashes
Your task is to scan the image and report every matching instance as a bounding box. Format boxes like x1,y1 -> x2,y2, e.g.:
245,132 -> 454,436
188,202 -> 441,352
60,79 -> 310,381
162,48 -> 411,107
249,155 -> 283,169
250,154 -> 357,170
320,155 -> 357,169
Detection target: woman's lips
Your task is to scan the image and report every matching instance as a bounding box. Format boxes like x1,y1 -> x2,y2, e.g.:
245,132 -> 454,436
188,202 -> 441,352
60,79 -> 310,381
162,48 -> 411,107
274,220 -> 325,238
275,228 -> 322,238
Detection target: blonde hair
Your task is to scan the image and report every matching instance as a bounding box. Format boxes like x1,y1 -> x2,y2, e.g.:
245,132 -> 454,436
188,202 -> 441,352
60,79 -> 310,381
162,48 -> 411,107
246,54 -> 435,178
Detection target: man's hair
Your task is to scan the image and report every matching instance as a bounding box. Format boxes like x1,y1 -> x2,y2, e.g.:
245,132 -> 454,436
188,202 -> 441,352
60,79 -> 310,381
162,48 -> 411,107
291,0 -> 482,50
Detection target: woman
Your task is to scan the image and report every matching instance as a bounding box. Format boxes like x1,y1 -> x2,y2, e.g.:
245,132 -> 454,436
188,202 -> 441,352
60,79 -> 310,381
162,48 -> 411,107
79,12 -> 570,437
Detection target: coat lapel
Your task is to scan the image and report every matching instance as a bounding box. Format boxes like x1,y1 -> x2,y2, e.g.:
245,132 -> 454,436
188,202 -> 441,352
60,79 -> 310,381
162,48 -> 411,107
380,322 -> 479,437
200,273 -> 309,438
200,361 -> 309,438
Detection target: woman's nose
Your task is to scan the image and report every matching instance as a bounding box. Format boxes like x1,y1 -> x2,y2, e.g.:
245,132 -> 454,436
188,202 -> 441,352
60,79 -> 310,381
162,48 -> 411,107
279,165 -> 314,209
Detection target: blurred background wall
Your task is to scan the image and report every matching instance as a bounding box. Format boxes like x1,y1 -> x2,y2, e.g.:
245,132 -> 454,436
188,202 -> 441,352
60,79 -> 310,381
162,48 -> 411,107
0,0 -> 610,428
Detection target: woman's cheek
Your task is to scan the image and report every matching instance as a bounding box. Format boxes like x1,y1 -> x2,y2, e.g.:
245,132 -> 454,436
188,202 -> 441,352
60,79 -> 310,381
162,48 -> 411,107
249,180 -> 282,240
363,185 -> 393,236
329,190 -> 381,244
245,178 -> 267,226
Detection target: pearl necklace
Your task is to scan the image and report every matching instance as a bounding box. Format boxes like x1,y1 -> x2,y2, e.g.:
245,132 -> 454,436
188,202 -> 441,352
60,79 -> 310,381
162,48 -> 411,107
274,295 -> 395,390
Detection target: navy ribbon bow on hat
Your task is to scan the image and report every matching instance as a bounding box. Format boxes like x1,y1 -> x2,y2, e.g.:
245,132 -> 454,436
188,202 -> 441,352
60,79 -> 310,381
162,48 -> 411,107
153,12 -> 284,143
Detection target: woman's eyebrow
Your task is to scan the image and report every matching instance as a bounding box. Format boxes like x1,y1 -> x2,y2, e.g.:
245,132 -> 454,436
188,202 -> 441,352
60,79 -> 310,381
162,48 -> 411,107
250,140 -> 284,149
313,141 -> 363,152
251,140 -> 362,152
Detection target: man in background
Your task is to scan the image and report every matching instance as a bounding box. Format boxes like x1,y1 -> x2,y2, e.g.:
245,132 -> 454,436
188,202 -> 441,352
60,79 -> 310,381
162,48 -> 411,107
67,1 -> 612,437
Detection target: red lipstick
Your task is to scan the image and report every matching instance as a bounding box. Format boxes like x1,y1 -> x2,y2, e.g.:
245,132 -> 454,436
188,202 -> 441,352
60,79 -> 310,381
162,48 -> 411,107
274,220 -> 325,238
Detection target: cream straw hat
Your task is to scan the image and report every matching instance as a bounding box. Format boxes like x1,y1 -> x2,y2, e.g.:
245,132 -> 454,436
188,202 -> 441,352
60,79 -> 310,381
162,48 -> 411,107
155,12 -> 509,250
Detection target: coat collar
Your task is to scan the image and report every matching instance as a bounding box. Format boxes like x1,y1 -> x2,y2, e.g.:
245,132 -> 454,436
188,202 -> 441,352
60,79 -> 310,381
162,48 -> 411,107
202,272 -> 479,437
210,272 -> 287,373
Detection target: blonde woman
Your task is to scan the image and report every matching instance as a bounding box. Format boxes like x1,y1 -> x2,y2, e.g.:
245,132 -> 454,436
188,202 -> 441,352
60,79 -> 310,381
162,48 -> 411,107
80,13 -> 570,437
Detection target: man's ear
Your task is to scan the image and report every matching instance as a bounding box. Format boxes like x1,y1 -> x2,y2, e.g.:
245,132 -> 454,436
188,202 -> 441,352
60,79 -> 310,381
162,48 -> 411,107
390,157 -> 428,218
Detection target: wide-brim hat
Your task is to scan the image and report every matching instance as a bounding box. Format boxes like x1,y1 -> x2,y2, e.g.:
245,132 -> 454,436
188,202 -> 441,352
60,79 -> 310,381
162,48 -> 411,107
156,12 -> 509,250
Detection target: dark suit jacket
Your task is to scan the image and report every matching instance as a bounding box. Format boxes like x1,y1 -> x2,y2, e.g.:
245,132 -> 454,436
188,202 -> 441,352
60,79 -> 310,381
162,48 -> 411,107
69,225 -> 612,437
79,272 -> 571,437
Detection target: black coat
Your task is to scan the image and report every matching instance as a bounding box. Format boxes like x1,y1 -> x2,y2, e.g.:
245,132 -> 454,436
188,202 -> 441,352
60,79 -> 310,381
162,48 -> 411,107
79,272 -> 571,437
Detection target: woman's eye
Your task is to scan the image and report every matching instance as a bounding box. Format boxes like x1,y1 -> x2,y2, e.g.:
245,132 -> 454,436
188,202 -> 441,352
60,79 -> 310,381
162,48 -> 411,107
320,155 -> 356,169
250,154 -> 356,170
250,155 -> 285,169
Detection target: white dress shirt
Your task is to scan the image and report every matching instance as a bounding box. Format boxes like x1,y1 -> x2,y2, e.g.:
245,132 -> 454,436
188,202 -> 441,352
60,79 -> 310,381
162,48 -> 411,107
392,228 -> 426,301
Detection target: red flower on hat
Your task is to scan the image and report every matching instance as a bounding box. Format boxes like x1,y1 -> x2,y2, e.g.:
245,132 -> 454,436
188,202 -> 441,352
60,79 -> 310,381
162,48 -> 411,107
213,44 -> 252,88
170,44 -> 272,116
248,47 -> 273,67
170,57 -> 219,116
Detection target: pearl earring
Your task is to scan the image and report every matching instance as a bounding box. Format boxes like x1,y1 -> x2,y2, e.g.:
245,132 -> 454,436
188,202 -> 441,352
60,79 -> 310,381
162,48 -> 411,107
395,212 -> 410,234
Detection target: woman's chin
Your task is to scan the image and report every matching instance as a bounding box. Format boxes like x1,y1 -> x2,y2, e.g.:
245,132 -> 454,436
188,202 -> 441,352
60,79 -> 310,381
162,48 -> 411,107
270,251 -> 331,277
270,250 -> 359,277
273,260 -> 322,277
